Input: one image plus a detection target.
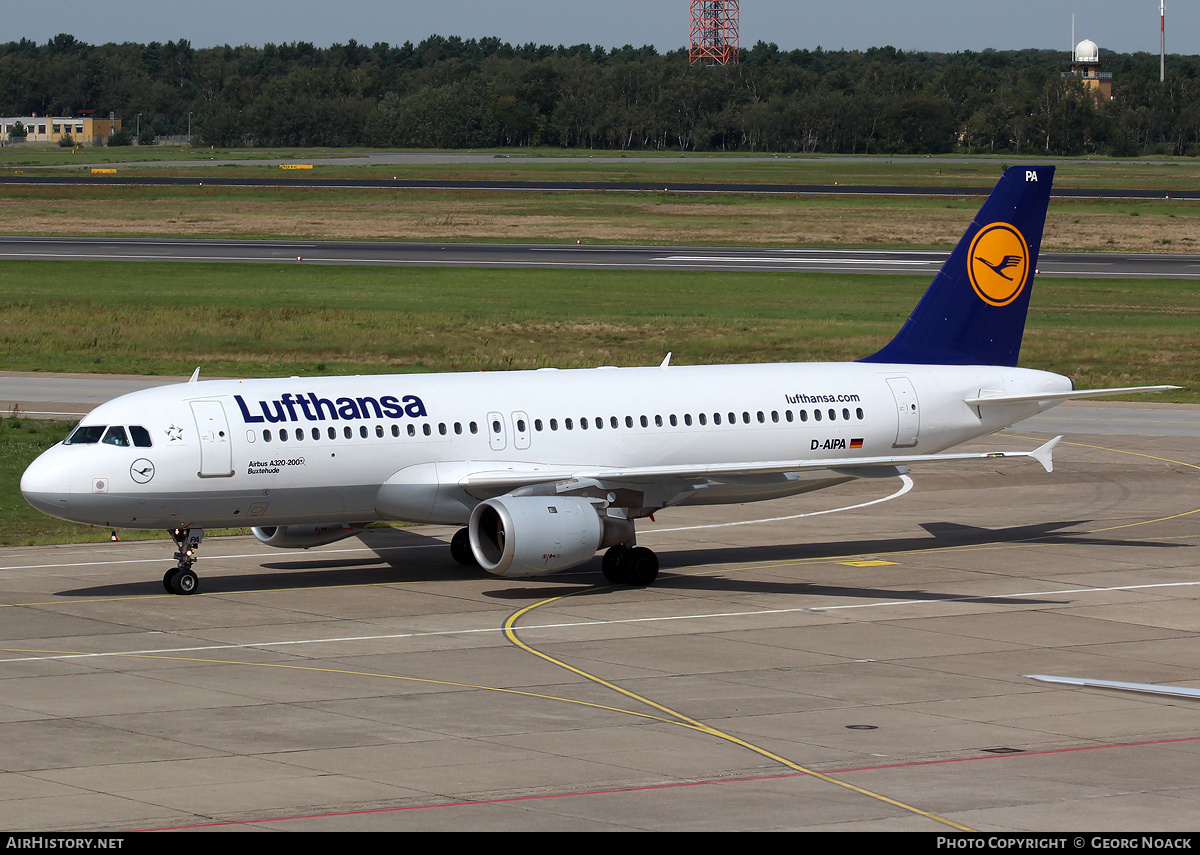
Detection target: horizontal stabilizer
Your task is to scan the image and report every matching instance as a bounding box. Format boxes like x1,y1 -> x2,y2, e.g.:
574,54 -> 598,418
965,385 -> 1181,406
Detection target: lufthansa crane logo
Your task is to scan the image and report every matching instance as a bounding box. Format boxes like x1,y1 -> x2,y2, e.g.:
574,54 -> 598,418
130,459 -> 155,484
967,223 -> 1030,307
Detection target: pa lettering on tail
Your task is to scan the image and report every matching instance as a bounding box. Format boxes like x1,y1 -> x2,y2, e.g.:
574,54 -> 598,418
862,165 -> 1054,368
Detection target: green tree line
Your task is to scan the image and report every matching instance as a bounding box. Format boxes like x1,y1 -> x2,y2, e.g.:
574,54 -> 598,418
3,33 -> 1200,155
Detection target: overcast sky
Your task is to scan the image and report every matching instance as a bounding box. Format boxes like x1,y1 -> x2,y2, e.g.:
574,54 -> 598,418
6,2 -> 1194,56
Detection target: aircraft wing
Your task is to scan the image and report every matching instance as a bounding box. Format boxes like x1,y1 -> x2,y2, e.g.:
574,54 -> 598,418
460,436 -> 1061,492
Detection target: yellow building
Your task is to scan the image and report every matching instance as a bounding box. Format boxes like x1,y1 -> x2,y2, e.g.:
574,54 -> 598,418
1,115 -> 122,145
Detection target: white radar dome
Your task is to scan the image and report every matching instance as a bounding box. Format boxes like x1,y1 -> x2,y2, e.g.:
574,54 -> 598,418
1074,39 -> 1099,63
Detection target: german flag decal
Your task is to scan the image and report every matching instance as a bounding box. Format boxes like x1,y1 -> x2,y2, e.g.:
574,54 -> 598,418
850,437 -> 864,449
967,222 -> 1030,307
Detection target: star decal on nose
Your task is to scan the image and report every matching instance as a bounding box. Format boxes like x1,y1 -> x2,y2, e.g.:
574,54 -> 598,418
165,424 -> 184,442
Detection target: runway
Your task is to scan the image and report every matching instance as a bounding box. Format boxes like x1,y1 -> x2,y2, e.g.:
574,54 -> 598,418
4,169 -> 1198,201
2,236 -> 1199,278
1,405 -> 1197,830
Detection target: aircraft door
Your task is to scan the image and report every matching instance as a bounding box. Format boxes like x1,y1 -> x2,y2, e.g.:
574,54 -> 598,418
487,411 -> 507,451
886,377 -> 920,448
512,411 -> 531,450
191,400 -> 235,477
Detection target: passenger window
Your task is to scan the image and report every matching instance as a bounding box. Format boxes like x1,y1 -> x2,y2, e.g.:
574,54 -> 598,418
101,426 -> 129,447
263,429 -> 272,442
295,428 -> 304,441
814,410 -> 822,421
470,421 -> 478,434
279,429 -> 288,441
517,419 -> 527,432
408,424 -> 416,437
828,408 -> 836,421
392,425 -> 400,437
800,410 -> 808,422
786,410 -> 794,422
625,416 -> 633,428
842,408 -> 850,420
654,415 -> 663,427
640,415 -> 648,428
757,411 -> 765,424
699,413 -> 707,425
438,423 -> 447,436
129,425 -> 153,447
344,426 -> 353,439
550,419 -> 558,431
713,413 -> 721,425
684,414 -> 692,426
312,427 -> 320,440
423,424 -> 431,436
455,422 -> 463,435
595,417 -> 603,429
856,407 -> 864,420
610,416 -> 618,429
579,417 -> 587,430
669,414 -> 678,427
376,425 -> 384,438
565,418 -> 573,430
360,426 -> 368,438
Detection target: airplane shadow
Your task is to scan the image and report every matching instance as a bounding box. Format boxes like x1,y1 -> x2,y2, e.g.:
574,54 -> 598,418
54,518 -> 1185,604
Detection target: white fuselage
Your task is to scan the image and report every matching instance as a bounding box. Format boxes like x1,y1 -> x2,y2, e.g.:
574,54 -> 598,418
21,361 -> 1072,531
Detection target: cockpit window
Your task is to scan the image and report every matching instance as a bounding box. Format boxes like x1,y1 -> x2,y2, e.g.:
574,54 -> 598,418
129,426 -> 152,448
102,426 -> 130,447
64,425 -> 105,445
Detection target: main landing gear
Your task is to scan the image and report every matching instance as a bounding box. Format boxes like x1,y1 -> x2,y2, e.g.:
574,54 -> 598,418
164,528 -> 204,595
450,527 -> 478,567
448,527 -> 659,586
601,543 -> 659,587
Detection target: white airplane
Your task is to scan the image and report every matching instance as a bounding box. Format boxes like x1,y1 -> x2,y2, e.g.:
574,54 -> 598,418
21,165 -> 1176,594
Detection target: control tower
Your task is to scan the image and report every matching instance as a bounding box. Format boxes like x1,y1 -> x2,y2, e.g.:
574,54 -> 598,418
1065,39 -> 1113,101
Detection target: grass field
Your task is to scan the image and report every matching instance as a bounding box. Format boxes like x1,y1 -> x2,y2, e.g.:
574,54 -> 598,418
0,183 -> 1198,252
0,259 -> 1191,395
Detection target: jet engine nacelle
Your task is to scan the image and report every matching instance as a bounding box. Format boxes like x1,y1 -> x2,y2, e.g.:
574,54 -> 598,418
251,523 -> 366,549
468,495 -> 633,578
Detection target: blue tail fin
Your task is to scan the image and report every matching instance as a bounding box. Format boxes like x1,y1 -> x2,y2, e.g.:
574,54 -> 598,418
861,165 -> 1054,367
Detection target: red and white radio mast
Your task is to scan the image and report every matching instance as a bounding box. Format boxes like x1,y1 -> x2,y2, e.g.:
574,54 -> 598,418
1160,0 -> 1166,82
689,1 -> 739,66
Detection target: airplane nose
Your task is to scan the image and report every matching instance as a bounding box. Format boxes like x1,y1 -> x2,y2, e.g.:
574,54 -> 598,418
21,449 -> 72,516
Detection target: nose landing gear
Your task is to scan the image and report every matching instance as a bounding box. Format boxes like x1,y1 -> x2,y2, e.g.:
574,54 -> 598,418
163,528 -> 203,595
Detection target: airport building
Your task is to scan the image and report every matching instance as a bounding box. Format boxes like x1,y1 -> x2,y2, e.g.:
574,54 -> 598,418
1,114 -> 122,145
1064,39 -> 1113,101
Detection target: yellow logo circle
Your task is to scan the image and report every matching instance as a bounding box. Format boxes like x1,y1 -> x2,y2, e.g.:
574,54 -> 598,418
967,223 -> 1030,307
